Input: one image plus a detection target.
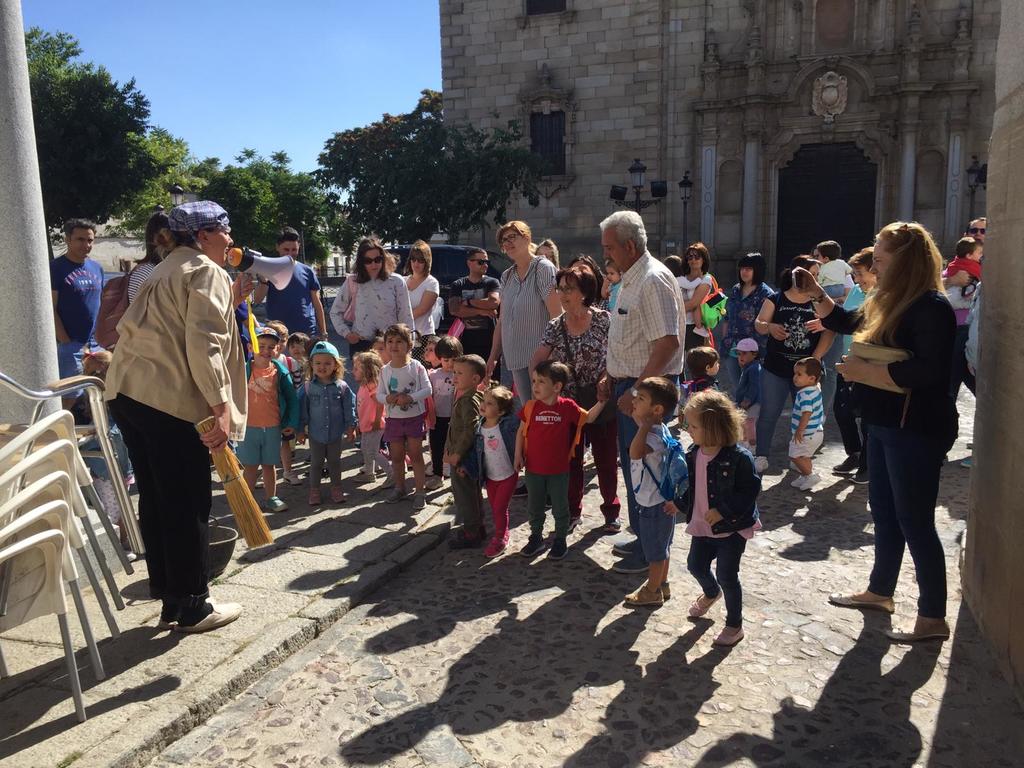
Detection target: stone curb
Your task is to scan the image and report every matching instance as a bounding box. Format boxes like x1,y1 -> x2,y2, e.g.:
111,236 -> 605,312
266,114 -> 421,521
92,506 -> 454,768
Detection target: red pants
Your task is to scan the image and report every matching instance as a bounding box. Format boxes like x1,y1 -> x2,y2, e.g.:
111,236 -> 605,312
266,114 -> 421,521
568,417 -> 621,524
486,474 -> 517,542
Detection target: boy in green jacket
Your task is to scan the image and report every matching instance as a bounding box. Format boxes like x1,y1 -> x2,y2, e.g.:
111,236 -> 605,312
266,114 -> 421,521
445,354 -> 486,548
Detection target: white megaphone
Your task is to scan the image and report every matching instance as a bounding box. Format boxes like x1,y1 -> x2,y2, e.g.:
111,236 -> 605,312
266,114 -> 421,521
226,247 -> 294,290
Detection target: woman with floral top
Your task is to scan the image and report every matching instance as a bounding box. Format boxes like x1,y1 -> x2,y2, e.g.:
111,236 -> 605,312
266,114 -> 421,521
531,263 -> 621,533
721,252 -> 773,394
330,237 -> 415,358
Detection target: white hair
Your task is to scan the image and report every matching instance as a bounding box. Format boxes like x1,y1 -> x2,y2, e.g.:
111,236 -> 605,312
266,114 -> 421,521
600,210 -> 648,254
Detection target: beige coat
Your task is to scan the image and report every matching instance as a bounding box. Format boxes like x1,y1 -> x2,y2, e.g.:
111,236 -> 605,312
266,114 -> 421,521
105,246 -> 247,440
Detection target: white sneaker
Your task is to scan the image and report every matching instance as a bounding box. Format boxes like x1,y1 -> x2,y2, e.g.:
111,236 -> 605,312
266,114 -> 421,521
754,456 -> 769,474
802,473 -> 820,489
791,475 -> 808,489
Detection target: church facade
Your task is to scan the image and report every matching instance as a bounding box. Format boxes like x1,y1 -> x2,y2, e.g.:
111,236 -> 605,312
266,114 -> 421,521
440,0 -> 999,274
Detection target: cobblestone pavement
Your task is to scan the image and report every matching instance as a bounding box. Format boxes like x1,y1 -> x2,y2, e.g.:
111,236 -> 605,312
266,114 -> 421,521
152,394 -> 1024,768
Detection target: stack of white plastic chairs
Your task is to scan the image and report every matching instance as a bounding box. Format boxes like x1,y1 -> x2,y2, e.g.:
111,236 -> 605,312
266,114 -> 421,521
0,372 -> 139,722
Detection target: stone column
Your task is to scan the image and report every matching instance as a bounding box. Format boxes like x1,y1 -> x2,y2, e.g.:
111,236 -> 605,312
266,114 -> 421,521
699,140 -> 717,249
898,122 -> 918,221
741,133 -> 760,250
964,0 -> 1024,702
0,0 -> 58,421
943,128 -> 966,246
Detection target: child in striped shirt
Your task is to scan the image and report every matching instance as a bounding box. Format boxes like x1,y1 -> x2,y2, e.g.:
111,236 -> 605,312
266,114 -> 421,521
789,357 -> 824,491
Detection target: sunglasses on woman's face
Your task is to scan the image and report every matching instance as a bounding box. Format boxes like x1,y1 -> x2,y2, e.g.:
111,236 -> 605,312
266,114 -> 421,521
471,258 -> 490,265
687,253 -> 703,260
364,256 -> 383,264
968,227 -> 986,235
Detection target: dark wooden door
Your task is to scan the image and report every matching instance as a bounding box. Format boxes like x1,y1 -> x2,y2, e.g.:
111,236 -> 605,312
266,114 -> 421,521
776,142 -> 877,273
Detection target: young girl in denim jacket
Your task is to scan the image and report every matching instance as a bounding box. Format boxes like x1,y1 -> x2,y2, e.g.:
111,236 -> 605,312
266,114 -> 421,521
298,341 -> 356,506
463,385 -> 519,558
676,389 -> 762,647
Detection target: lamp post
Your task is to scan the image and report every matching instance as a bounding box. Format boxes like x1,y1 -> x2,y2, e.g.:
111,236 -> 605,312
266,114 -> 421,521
169,184 -> 185,207
678,171 -> 693,245
966,155 -> 988,222
609,159 -> 667,213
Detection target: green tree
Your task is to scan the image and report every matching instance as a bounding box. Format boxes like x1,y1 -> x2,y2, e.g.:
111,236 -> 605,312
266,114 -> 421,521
25,28 -> 164,232
316,90 -> 542,243
202,152 -> 338,262
109,129 -> 215,236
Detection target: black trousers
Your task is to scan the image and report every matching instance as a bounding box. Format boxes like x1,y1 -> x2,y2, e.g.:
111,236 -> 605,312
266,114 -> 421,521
109,395 -> 212,608
429,417 -> 450,476
833,374 -> 867,471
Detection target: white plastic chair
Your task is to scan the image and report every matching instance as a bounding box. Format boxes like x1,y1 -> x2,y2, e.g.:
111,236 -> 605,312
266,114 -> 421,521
0,510 -> 87,721
0,467 -> 117,643
0,375 -> 143,557
0,410 -> 135,575
0,431 -> 128,615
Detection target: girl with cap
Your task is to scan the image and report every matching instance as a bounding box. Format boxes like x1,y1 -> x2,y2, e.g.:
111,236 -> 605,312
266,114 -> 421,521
297,341 -> 357,505
106,200 -> 250,633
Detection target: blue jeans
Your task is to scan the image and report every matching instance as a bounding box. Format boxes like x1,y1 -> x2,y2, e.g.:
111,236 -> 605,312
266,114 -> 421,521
754,371 -> 796,460
866,425 -> 947,618
687,533 -> 748,627
820,335 -> 843,415
508,367 -> 533,413
721,354 -> 742,398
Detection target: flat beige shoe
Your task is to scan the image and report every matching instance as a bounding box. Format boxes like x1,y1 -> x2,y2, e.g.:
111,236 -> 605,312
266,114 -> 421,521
688,592 -> 721,618
829,592 -> 895,614
174,602 -> 242,634
713,626 -> 744,646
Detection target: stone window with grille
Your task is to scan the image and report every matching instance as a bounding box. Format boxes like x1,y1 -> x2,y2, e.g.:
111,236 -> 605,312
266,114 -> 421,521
530,111 -> 566,176
526,0 -> 566,15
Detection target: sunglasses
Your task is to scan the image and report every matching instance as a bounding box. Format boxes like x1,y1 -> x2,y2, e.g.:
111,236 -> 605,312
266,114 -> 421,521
471,258 -> 490,265
968,227 -> 986,235
687,253 -> 703,260
363,256 -> 384,264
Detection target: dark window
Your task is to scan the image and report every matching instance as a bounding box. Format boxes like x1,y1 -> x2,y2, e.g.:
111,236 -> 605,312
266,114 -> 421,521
530,111 -> 566,176
527,0 -> 566,14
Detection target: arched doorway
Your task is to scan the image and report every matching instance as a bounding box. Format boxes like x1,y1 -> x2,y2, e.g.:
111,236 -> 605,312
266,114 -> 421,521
776,142 -> 877,267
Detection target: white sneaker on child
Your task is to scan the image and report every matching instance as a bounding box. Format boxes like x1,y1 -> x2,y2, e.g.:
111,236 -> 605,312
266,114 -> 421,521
802,473 -> 820,489
754,456 -> 769,474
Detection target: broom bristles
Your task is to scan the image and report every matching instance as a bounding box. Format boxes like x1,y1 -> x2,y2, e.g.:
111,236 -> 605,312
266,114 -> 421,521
197,417 -> 274,547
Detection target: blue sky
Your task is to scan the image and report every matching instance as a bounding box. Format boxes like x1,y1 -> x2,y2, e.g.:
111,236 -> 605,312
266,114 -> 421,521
21,0 -> 442,172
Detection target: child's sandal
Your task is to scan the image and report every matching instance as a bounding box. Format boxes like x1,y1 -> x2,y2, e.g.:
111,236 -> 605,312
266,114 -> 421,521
687,592 -> 721,618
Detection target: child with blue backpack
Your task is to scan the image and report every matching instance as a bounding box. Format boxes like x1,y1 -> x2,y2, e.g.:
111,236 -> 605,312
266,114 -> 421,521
678,389 -> 762,646
625,376 -> 688,608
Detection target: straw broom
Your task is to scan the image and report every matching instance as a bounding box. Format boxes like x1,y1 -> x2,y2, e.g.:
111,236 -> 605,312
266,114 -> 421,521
196,417 -> 274,547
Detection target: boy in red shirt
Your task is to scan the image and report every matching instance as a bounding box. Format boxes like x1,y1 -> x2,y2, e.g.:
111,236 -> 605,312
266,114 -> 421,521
514,360 -> 608,560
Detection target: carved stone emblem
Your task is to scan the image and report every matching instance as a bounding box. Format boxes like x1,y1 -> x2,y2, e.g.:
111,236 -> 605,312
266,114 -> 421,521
811,70 -> 848,124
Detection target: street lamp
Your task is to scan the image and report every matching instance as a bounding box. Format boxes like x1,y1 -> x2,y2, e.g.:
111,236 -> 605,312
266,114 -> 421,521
169,184 -> 185,207
609,159 -> 666,213
966,155 -> 988,222
678,171 -> 693,245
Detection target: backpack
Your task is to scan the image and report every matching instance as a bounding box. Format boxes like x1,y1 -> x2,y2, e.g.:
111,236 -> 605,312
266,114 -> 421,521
699,275 -> 727,331
94,274 -> 130,348
636,428 -> 690,503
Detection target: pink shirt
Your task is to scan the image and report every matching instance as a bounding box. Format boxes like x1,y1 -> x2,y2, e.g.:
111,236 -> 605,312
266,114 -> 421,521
685,447 -> 761,539
357,383 -> 384,433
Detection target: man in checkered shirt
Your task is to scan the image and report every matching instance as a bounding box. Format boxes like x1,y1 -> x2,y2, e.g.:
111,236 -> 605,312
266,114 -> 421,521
597,211 -> 684,575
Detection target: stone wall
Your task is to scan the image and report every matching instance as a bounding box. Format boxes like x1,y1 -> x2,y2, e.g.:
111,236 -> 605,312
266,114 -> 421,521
441,0 -> 999,274
964,0 -> 1023,703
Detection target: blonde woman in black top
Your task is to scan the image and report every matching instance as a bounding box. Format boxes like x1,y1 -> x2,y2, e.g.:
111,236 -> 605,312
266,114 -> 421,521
796,221 -> 956,643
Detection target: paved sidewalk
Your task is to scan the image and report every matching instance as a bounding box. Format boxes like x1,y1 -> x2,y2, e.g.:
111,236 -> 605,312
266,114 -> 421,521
0,452 -> 455,768
149,395 -> 1024,768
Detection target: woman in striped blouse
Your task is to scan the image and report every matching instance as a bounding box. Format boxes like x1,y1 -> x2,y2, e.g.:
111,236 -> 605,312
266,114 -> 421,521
485,221 -> 562,408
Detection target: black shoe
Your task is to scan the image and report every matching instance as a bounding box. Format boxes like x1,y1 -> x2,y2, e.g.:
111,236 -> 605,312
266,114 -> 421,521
547,537 -> 568,560
832,454 -> 860,474
851,468 -> 869,484
520,533 -> 546,557
450,533 -> 484,550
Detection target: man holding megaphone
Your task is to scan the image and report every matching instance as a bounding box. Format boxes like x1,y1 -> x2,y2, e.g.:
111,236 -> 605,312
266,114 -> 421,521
251,227 -> 328,340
